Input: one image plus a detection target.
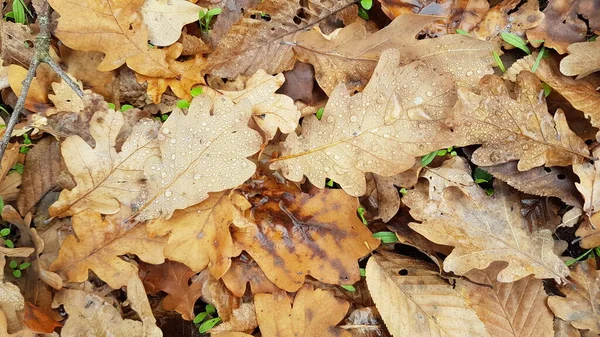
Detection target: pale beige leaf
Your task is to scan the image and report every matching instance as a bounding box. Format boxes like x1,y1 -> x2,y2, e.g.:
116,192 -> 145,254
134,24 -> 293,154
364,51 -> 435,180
207,0 -> 356,78
141,0 -> 204,46
204,70 -> 300,139
451,71 -> 589,171
294,14 -> 495,94
271,49 -> 456,197
573,147 -> 600,219
561,39 -> 600,78
49,210 -> 166,288
0,281 -> 26,333
548,259 -> 600,333
48,77 -> 87,115
137,94 -> 261,220
365,251 -> 489,337
456,262 -> 555,337
51,289 -> 144,337
146,191 -> 251,278
49,109 -> 160,218
403,158 -> 570,283
127,275 -> 162,337
0,309 -> 35,337
0,173 -> 21,202
505,53 -> 600,129
555,318 -> 581,337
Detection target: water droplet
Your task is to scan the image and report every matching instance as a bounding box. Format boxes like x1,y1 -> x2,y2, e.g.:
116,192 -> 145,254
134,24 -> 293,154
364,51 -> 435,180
413,97 -> 424,105
426,91 -> 433,97
171,154 -> 176,160
165,190 -> 172,197
334,155 -> 340,160
466,71 -> 474,77
241,162 -> 249,168
194,173 -> 202,180
170,139 -> 176,144
383,134 -> 390,138
324,167 -> 330,172
350,115 -> 358,122
162,128 -> 170,134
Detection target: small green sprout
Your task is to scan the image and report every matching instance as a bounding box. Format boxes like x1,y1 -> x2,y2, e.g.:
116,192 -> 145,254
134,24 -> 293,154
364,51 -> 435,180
360,0 -> 373,10
205,304 -> 216,315
161,114 -> 169,122
341,285 -> 356,292
5,0 -> 32,24
565,246 -> 600,266
193,312 -> 208,324
107,103 -> 116,110
531,46 -> 546,72
542,82 -> 552,97
19,133 -> 31,154
316,108 -> 324,120
358,7 -> 369,20
194,304 -> 221,333
373,231 -> 398,243
473,167 -> 492,184
198,7 -> 222,32
177,100 -> 190,109
421,147 -> 456,166
492,51 -> 506,72
357,0 -> 371,20
359,268 -> 366,277
198,317 -> 222,333
9,260 -> 30,278
455,29 -> 471,36
326,178 -> 334,187
119,104 -> 134,112
9,163 -> 24,175
589,35 -> 598,42
500,32 -> 531,54
357,206 -> 368,225
1,226 -> 14,248
190,87 -> 203,97
399,187 -> 408,195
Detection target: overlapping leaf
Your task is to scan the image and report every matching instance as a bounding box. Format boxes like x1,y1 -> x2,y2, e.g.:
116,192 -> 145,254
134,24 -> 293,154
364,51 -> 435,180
271,49 -> 456,197
561,40 -> 600,78
140,0 -> 204,46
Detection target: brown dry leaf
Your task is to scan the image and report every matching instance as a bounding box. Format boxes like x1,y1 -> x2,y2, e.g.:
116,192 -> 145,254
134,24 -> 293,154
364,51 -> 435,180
49,210 -> 166,289
146,191 -> 250,278
221,254 -> 279,297
561,40 -> 600,79
554,318 -> 581,337
575,218 -> 600,248
127,275 -> 162,337
48,0 -> 174,77
8,64 -> 48,104
0,143 -> 20,183
48,109 -> 161,218
140,0 -> 204,46
254,284 -> 351,337
505,53 -> 600,129
548,258 -> 600,333
472,0 -> 544,42
270,49 -> 456,197
403,157 -> 570,283
526,0 -> 600,54
455,262 -> 555,337
139,260 -> 203,320
365,251 -> 490,337
59,46 -> 116,100
22,302 -> 61,334
1,22 -> 35,67
136,42 -> 206,104
207,0 -> 356,78
294,14 -> 495,95
364,163 -> 421,222
482,162 -> 582,207
573,147 -> 600,220
203,70 -> 300,139
0,173 -> 21,203
48,77 -> 87,114
451,71 -> 589,170
233,185 -> 380,292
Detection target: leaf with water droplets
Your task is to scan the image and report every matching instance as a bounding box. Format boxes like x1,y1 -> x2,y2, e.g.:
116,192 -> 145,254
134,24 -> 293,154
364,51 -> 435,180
403,158 -> 570,283
450,71 -> 589,171
293,13 -> 495,95
271,49 -> 457,197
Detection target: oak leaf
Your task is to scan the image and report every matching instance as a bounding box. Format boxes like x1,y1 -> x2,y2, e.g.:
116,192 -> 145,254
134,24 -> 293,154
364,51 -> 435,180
48,0 -> 174,77
560,39 -> 600,78
472,0 -> 544,44
136,43 -> 206,104
203,70 -> 300,139
207,0 -> 356,78
450,71 -> 589,171
0,281 -> 27,333
293,14 -> 495,95
48,76 -> 87,115
49,210 -> 167,288
232,184 -> 380,292
49,109 -> 161,218
254,284 -> 351,337
139,260 -> 203,320
271,49 -> 456,197
403,157 -> 570,283
548,259 -> 600,333
456,262 -> 555,337
146,191 -> 251,278
221,254 -> 279,297
141,0 -> 204,46
505,53 -> 600,129
572,147 -> 600,247
59,46 -> 116,100
365,251 -> 490,337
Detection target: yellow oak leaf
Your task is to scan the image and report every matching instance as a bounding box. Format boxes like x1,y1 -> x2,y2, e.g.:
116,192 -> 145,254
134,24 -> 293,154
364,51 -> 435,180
141,0 -> 204,46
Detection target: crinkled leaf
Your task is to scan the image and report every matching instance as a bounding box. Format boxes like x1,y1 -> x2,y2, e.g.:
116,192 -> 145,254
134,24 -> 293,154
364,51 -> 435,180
561,39 -> 600,78
141,0 -> 204,46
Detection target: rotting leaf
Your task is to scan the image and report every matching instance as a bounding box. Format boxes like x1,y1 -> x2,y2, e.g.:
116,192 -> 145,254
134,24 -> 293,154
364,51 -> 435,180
232,184 -> 380,292
294,13 -> 495,95
49,210 -> 166,289
271,49 -> 456,197
365,251 -> 490,337
145,191 -> 251,278
403,157 -> 570,283
450,71 -> 589,171
48,0 -> 175,77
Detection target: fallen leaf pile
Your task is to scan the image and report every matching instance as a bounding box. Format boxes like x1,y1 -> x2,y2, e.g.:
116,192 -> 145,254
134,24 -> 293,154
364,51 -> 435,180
0,0 -> 599,336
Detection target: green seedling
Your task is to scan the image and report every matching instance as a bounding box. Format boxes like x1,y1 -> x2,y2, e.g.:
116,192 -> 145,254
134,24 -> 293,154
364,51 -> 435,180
341,285 -> 356,292
119,104 -> 134,112
9,260 -> 30,278
399,187 -> 408,195
9,163 -> 24,175
1,226 -> 14,248
589,35 -> 598,42
357,0 -> 371,20
473,167 -> 492,184
190,87 -> 203,97
500,32 -> 531,54
455,29 -> 471,36
542,83 -> 552,97
199,7 -> 222,32
315,108 -> 324,120
5,0 -> 32,24
373,231 -> 398,243
198,317 -> 221,333
359,268 -> 366,277
357,206 -> 368,225
326,178 -> 334,187
421,147 -> 456,166
107,103 -> 116,110
565,246 -> 600,266
177,100 -> 190,109
19,133 -> 31,154
492,51 -> 506,72
194,304 -> 221,333
531,46 -> 546,72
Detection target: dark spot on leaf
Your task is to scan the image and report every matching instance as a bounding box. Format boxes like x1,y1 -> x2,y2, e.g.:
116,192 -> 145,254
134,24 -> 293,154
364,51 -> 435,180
398,269 -> 408,276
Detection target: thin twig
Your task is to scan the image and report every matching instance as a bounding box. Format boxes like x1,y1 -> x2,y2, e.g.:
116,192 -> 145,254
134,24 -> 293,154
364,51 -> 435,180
0,0 -> 84,169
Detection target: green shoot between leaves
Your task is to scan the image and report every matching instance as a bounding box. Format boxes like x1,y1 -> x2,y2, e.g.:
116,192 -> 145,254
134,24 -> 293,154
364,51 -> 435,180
500,32 -> 531,54
199,7 -> 222,32
357,206 -> 368,225
315,108 -> 324,120
565,246 -> 600,266
4,0 -> 32,24
421,147 -> 456,166
19,133 -> 31,154
492,51 -> 506,72
9,260 -> 30,278
341,285 -> 356,292
193,304 -> 221,333
373,231 -> 398,243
